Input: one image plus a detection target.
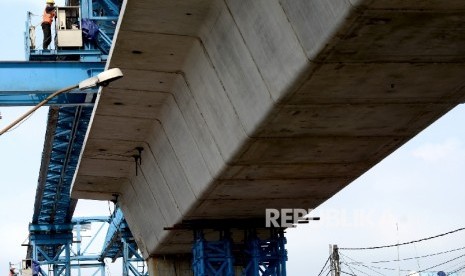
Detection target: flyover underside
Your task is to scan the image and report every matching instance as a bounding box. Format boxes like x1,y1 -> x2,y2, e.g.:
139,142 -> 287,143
72,0 -> 465,257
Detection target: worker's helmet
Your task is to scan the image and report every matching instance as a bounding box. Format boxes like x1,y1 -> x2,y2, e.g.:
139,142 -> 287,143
46,0 -> 55,4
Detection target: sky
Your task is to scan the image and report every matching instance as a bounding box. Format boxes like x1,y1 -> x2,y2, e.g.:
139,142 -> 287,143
1,1 -> 465,276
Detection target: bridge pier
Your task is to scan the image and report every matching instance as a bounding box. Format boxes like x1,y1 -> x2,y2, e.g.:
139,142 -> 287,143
152,224 -> 287,276
147,256 -> 192,276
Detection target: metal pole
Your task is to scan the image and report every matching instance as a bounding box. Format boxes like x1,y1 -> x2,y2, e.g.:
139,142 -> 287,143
0,84 -> 78,136
123,238 -> 129,276
76,224 -> 82,276
65,242 -> 71,276
329,245 -> 340,276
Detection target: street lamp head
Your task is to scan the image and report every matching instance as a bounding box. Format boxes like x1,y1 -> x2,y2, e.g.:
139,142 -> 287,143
78,68 -> 123,90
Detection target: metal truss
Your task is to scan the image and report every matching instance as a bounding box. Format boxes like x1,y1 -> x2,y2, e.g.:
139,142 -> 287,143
0,62 -> 102,106
242,229 -> 287,276
33,106 -> 93,226
80,0 -> 121,56
12,0 -> 129,272
26,0 -> 121,61
122,238 -> 149,276
28,217 -> 109,276
191,228 -> 288,276
0,0 -> 145,273
192,230 -> 235,276
101,208 -> 148,275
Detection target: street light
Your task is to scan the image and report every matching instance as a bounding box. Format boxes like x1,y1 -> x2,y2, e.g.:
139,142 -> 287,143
0,68 -> 123,136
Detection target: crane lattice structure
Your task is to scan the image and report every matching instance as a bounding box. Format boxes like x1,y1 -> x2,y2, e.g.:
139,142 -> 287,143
0,0 -> 145,275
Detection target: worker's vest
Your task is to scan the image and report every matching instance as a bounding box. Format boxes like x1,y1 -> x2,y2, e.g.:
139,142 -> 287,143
42,8 -> 55,24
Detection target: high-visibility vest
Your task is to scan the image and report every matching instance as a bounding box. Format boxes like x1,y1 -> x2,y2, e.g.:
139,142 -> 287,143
42,7 -> 55,24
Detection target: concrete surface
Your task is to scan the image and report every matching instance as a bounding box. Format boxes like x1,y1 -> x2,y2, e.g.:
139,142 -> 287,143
71,0 -> 465,259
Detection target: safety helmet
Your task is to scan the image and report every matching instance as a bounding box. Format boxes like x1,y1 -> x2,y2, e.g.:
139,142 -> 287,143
46,0 -> 55,4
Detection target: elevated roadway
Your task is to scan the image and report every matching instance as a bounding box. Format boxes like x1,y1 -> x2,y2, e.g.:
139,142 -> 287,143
71,0 -> 465,272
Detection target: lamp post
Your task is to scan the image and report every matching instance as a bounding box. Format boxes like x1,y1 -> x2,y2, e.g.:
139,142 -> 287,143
0,68 -> 123,136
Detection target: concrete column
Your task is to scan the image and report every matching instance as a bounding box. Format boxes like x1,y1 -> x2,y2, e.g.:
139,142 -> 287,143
147,256 -> 193,276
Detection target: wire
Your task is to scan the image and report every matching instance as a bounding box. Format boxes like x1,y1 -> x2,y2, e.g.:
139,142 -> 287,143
405,253 -> 465,276
450,264 -> 465,274
317,256 -> 331,276
341,254 -> 386,276
364,245 -> 465,264
1,111 -> 36,135
340,227 -> 465,250
343,258 -> 359,276
442,258 -> 465,274
345,263 -> 375,276
340,271 -> 357,276
341,252 -> 411,272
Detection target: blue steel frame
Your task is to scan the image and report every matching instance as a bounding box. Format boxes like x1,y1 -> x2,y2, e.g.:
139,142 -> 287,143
122,238 -> 149,276
101,207 -> 127,260
10,0 -> 125,273
101,208 -> 148,275
29,217 -> 109,276
34,106 -> 93,225
26,0 -> 121,62
191,229 -> 288,276
242,230 -> 287,276
0,62 -> 102,106
192,230 -> 235,276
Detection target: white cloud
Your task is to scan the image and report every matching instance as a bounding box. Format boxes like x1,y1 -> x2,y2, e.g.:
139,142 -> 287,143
411,138 -> 462,162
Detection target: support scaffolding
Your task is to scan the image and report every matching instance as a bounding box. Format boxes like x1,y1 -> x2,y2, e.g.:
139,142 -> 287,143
192,230 -> 235,276
28,217 -> 109,276
122,238 -> 149,276
190,227 -> 288,276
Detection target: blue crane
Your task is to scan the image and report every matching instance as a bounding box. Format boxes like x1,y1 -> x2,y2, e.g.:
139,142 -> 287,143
0,0 -> 144,274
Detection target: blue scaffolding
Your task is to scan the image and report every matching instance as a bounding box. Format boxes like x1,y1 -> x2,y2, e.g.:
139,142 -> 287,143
101,208 -> 148,276
29,216 -> 109,276
0,0 -> 147,274
188,222 -> 288,276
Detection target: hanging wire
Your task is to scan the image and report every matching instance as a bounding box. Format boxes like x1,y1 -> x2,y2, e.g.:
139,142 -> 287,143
341,254 -> 386,276
343,256 -> 359,276
356,246 -> 465,264
344,263 -> 375,276
405,253 -> 465,276
340,271 -> 358,276
340,227 -> 465,250
2,111 -> 36,135
317,256 -> 331,276
450,263 -> 465,274
341,252 -> 412,273
441,258 -> 465,274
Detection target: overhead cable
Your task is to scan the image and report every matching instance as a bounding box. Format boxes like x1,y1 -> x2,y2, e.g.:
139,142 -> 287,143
405,253 -> 465,276
340,270 -> 357,276
317,256 -> 330,276
353,245 -> 465,264
341,253 -> 386,276
340,227 -> 465,250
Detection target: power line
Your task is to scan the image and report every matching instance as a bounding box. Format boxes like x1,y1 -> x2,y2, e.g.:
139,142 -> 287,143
450,264 -> 465,274
343,257 -> 359,276
405,253 -> 465,276
317,256 -> 330,276
366,245 -> 465,264
344,262 -> 375,276
340,227 -> 465,250
340,270 -> 357,276
339,253 -> 412,273
341,254 -> 387,276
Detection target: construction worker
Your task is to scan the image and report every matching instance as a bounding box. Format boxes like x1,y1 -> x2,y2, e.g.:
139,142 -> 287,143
42,0 -> 56,49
